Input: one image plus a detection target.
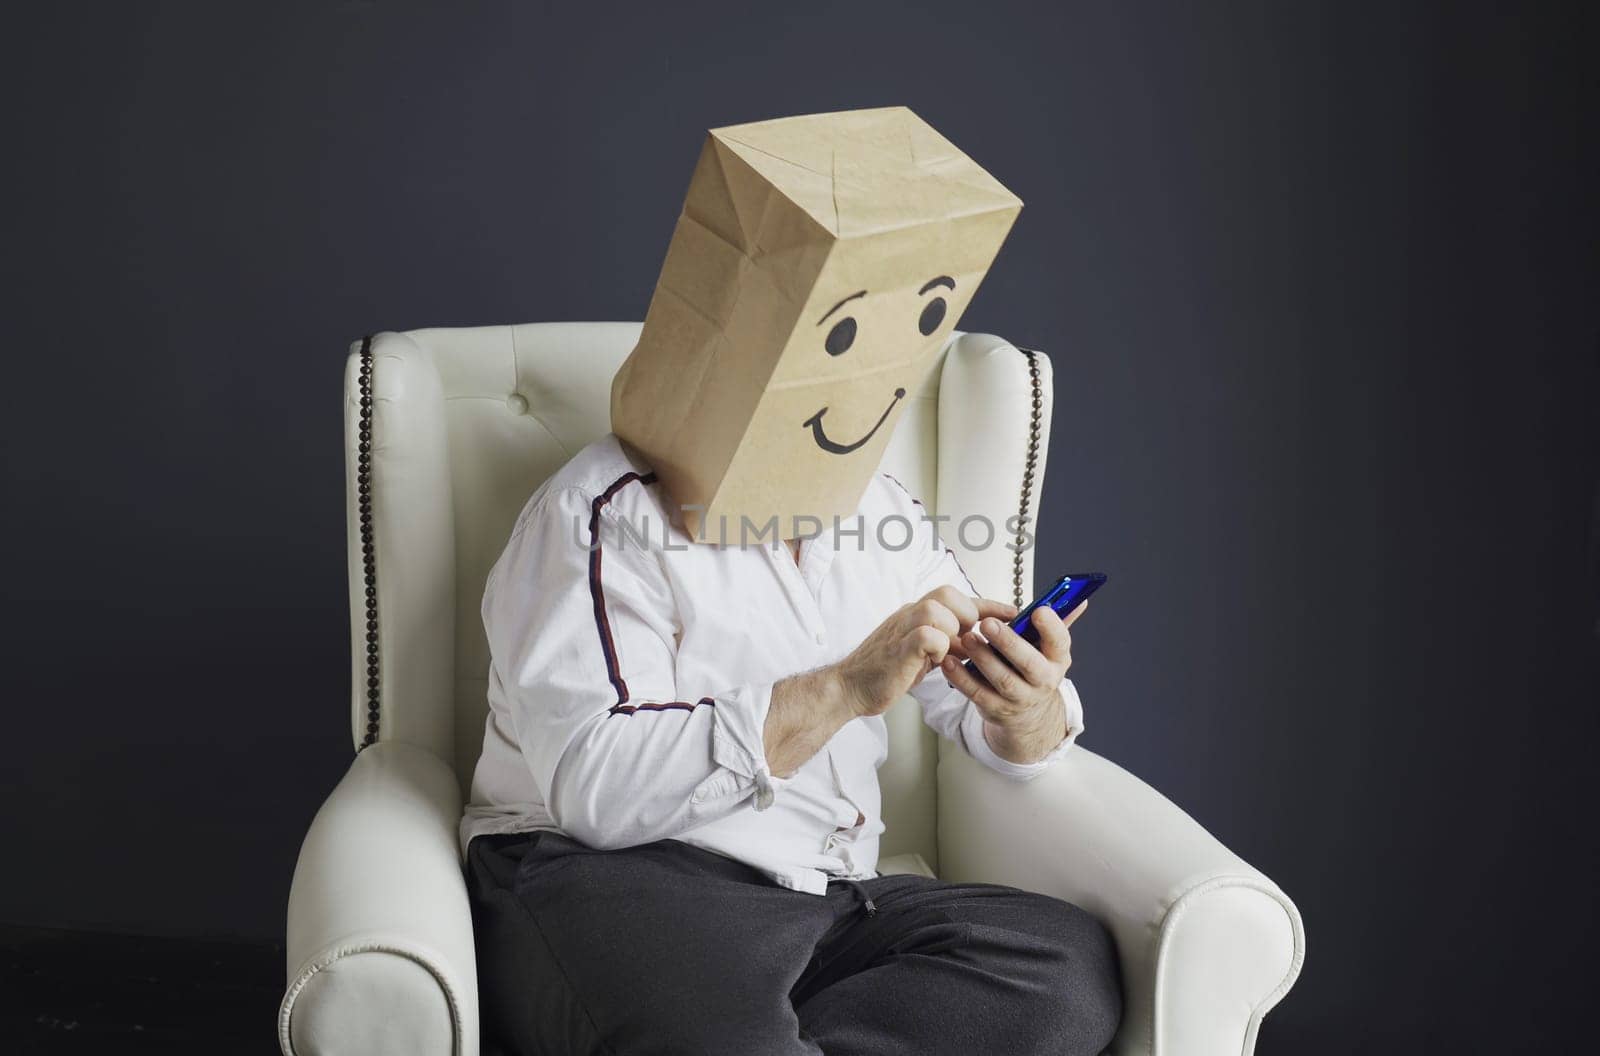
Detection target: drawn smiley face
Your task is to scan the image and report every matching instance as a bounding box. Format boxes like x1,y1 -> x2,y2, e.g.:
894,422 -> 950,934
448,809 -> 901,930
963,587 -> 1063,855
800,275 -> 954,454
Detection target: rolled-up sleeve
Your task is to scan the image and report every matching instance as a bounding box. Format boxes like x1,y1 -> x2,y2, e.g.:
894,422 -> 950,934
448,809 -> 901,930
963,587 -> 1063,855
883,477 -> 1082,780
484,484 -> 782,850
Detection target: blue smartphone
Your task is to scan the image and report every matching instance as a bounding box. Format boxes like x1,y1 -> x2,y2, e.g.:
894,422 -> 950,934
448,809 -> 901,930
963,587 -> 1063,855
961,572 -> 1106,686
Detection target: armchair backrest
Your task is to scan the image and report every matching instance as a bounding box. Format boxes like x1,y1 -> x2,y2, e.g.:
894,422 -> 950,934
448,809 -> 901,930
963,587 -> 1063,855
344,323 -> 1051,868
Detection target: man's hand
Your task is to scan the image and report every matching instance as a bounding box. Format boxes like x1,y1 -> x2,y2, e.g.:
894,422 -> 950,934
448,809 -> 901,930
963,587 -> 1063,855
763,587 -> 1014,777
940,600 -> 1086,764
835,586 -> 1017,718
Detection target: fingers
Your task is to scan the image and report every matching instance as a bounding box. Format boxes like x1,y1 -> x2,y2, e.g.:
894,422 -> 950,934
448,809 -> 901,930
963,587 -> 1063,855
921,586 -> 979,630
1062,599 -> 1088,627
891,625 -> 949,688
973,597 -> 1020,623
959,632 -> 1025,699
1030,605 -> 1074,665
907,624 -> 951,666
977,617 -> 1055,686
918,588 -> 1018,634
907,598 -> 962,643
939,655 -> 1006,715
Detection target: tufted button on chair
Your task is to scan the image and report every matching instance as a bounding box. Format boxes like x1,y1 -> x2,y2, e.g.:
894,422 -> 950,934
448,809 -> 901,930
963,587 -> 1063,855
279,323 -> 1304,1056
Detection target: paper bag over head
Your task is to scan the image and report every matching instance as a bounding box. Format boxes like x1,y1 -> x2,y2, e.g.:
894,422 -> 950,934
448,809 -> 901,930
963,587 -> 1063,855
611,106 -> 1022,540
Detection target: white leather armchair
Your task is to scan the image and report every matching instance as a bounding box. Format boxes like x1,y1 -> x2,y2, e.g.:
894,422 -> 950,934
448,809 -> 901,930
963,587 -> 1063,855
280,323 -> 1304,1056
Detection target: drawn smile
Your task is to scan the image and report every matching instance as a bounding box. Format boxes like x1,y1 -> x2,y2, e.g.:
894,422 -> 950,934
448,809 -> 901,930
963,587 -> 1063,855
801,388 -> 907,455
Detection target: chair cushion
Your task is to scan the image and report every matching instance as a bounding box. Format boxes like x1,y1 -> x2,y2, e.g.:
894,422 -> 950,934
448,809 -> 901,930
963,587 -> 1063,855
877,852 -> 936,879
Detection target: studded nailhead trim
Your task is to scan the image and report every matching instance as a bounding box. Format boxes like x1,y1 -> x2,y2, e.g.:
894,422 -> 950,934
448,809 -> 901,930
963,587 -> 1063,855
356,335 -> 380,750
1013,349 -> 1043,609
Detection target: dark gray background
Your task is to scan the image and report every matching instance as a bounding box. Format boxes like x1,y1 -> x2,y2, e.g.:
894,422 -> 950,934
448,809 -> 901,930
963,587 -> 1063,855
4,2 -> 1595,1051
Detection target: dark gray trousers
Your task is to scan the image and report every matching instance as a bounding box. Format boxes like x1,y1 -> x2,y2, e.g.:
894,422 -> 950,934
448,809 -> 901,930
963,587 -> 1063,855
467,830 -> 1121,1055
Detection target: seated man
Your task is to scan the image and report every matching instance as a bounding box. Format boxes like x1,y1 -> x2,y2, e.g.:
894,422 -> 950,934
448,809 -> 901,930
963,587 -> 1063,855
461,108 -> 1122,1056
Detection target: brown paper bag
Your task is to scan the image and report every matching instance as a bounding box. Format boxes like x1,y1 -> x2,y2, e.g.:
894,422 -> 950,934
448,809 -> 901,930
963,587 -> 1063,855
611,106 -> 1021,541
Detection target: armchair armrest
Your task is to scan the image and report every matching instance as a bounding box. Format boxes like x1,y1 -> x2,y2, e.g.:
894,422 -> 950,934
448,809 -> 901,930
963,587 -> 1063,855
937,746 -> 1304,1056
280,742 -> 478,1056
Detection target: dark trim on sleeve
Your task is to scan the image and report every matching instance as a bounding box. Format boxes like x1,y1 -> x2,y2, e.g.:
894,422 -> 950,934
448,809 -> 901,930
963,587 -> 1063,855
588,470 -> 658,706
587,470 -> 716,719
609,697 -> 716,716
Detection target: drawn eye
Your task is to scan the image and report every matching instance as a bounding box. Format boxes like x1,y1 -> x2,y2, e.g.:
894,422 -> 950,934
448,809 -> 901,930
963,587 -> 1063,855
918,298 -> 947,336
825,316 -> 857,356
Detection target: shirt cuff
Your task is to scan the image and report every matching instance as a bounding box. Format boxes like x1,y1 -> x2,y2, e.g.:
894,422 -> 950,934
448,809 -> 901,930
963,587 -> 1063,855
959,678 -> 1084,780
707,681 -> 790,811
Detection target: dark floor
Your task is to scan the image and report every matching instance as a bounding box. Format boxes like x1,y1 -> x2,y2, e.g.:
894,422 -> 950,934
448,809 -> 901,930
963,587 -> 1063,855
1,924 -> 284,1054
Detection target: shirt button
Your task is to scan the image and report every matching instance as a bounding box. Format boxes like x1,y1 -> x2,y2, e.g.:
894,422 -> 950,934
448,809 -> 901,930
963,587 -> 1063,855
814,631 -> 826,645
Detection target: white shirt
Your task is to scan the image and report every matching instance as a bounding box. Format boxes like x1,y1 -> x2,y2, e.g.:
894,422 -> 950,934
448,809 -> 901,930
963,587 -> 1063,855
461,434 -> 1084,894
